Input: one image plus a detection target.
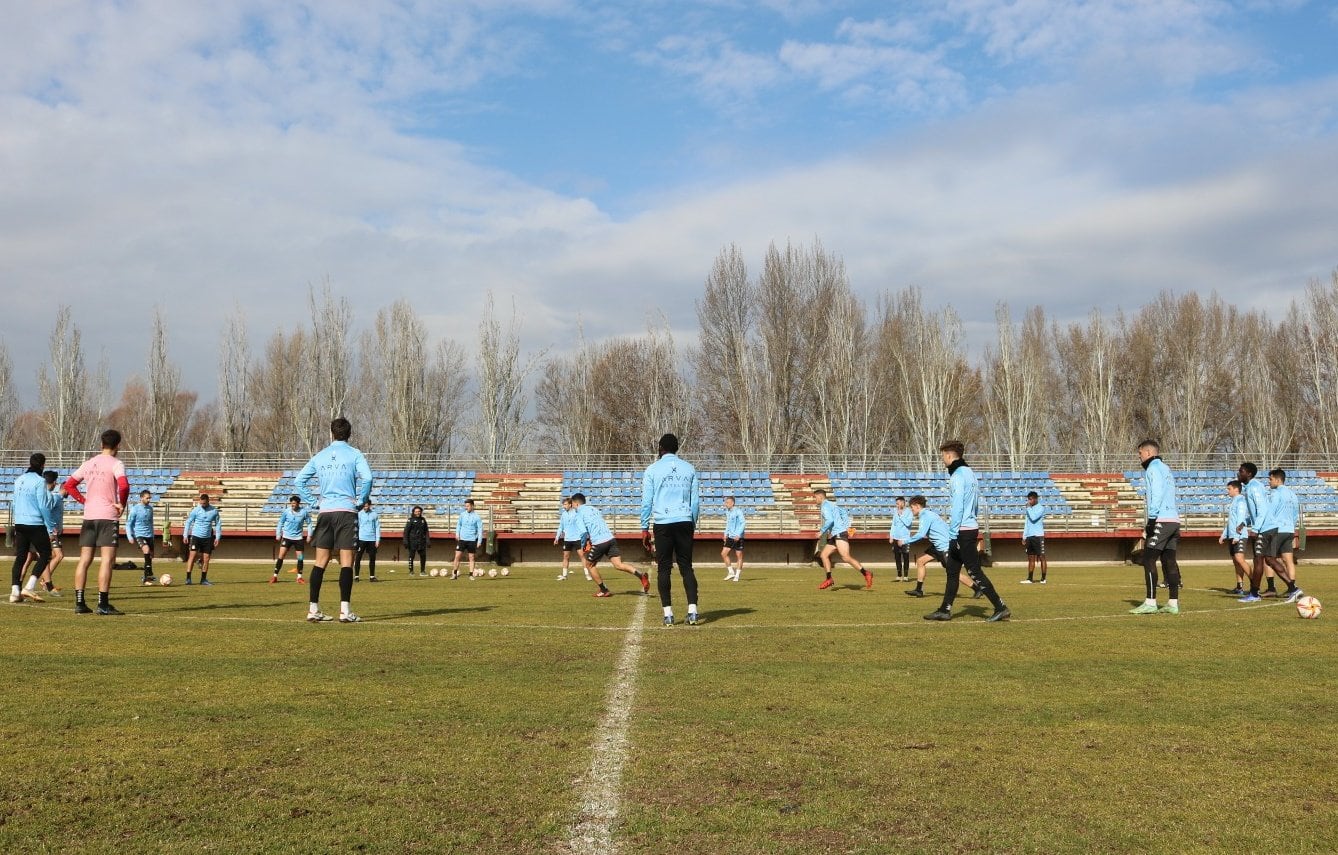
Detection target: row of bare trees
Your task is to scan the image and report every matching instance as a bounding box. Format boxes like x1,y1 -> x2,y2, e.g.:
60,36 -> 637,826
2,244 -> 1337,468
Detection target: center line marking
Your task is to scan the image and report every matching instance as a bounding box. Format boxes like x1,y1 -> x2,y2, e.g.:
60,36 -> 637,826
564,595 -> 647,855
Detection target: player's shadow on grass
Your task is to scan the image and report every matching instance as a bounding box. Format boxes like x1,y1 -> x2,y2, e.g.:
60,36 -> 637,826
957,604 -> 991,618
167,600 -> 295,613
373,605 -> 496,620
699,607 -> 754,623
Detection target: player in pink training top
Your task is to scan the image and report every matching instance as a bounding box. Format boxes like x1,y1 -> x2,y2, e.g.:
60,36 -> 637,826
64,429 -> 130,615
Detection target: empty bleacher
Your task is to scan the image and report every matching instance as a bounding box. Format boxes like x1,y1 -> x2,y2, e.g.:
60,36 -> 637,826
262,469 -> 477,534
0,465 -> 179,528
1125,469 -> 1338,528
825,471 -> 1072,530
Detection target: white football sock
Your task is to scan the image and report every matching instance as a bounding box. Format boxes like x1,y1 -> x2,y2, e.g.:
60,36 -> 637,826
688,604 -> 697,615
663,606 -> 673,618
340,601 -> 350,617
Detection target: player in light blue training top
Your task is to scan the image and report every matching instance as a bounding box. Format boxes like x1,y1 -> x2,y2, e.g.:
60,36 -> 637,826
355,499 -> 382,582
1131,440 -> 1181,615
927,441 -> 1008,623
271,494 -> 311,584
182,493 -> 222,586
294,417 -> 374,623
552,497 -> 589,581
450,499 -> 484,579
571,493 -> 649,597
640,434 -> 700,625
815,488 -> 872,591
10,453 -> 58,603
1220,480 -> 1250,596
1021,491 -> 1047,585
721,496 -> 746,582
903,495 -> 976,599
1260,469 -> 1303,604
889,496 -> 913,582
126,489 -> 158,585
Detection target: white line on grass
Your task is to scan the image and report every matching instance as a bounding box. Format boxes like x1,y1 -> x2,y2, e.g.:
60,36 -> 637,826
563,594 -> 647,855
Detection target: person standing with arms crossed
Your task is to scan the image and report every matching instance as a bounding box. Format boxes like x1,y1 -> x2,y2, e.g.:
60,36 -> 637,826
64,429 -> 130,615
296,417 -> 373,623
403,506 -> 430,577
1021,491 -> 1048,585
640,433 -> 701,626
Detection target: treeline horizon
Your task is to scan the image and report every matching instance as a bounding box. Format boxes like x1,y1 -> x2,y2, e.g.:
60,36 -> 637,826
2,241 -> 1336,470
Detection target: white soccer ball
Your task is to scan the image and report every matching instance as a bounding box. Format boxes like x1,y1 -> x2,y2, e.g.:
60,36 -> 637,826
429,568 -> 439,577
159,573 -> 173,586
487,568 -> 498,578
500,568 -> 510,577
472,568 -> 483,578
1296,596 -> 1323,619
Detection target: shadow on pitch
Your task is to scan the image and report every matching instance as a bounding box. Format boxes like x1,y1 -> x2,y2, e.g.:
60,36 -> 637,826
165,599 -> 295,614
372,605 -> 497,621
698,607 -> 755,623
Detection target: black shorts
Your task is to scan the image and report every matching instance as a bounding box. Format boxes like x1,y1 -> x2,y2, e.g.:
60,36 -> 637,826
134,536 -> 155,553
561,540 -> 583,553
585,538 -> 619,563
79,519 -> 119,549
14,524 -> 53,563
280,537 -> 306,550
1250,533 -> 1265,557
1144,519 -> 1181,552
893,541 -> 910,555
1024,536 -> 1045,556
922,544 -> 947,564
724,536 -> 745,551
1261,529 -> 1294,557
311,511 -> 358,552
829,530 -> 851,543
356,539 -> 378,552
1226,538 -> 1246,557
190,536 -> 216,555
456,539 -> 479,555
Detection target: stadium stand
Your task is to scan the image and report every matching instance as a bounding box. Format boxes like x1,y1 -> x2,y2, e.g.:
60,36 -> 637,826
556,470 -> 789,534
825,471 -> 1072,530
261,468 -> 477,534
0,465 -> 179,528
1125,468 -> 1338,527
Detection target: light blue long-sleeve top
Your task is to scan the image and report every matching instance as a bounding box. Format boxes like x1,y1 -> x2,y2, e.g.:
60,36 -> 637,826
1223,494 -> 1249,540
1268,484 -> 1299,534
639,453 -> 700,529
277,507 -> 312,540
1142,457 -> 1179,522
357,509 -> 381,541
1244,477 -> 1270,533
575,503 -> 615,545
1023,503 -> 1046,539
296,440 -> 372,514
456,509 -> 483,542
12,471 -> 58,528
890,507 -> 912,541
947,461 -> 980,537
818,499 -> 851,537
184,505 -> 221,540
724,506 -> 746,539
906,509 -> 951,553
556,508 -> 584,541
126,501 -> 155,539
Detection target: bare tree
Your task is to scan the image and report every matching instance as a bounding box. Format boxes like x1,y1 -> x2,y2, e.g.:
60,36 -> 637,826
536,327 -> 599,458
307,280 -> 353,441
877,288 -> 978,469
1231,309 -> 1299,459
802,287 -> 881,467
105,379 -> 152,453
1053,310 -> 1126,468
694,244 -> 758,457
361,299 -> 468,455
1292,271 -> 1338,456
249,329 -> 316,454
984,304 -> 1057,469
0,343 -> 17,446
217,304 -> 253,454
147,308 -> 192,460
37,305 -> 92,454
468,292 -> 545,467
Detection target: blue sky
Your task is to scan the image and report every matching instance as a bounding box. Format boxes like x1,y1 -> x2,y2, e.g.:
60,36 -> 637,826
2,1 -> 1337,403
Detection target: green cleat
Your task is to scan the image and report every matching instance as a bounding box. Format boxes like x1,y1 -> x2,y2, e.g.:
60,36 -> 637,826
1129,603 -> 1160,615
1157,603 -> 1180,615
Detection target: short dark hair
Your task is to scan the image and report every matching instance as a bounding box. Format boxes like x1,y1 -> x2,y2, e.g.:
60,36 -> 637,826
1227,479 -> 1242,490
199,492 -> 210,501
43,470 -> 59,484
1138,439 -> 1160,452
289,494 -> 301,503
571,492 -> 586,504
140,489 -> 151,497
658,433 -> 679,454
1240,462 -> 1258,477
939,440 -> 965,457
330,417 -> 352,441
101,428 -> 121,449
1269,468 -> 1286,482
813,488 -> 827,498
464,499 -> 474,508
895,495 -> 906,502
29,452 -> 46,471
1026,490 -> 1039,499
909,495 -> 927,508
412,505 -> 423,514
724,495 -> 736,502
363,499 -> 373,508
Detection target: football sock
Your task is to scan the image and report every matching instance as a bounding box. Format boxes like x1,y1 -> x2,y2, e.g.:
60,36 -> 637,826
663,606 -> 673,618
1168,598 -> 1179,608
309,566 -> 326,602
1266,579 -> 1276,591
10,584 -> 19,597
688,604 -> 697,616
825,571 -> 833,580
915,581 -> 923,591
24,575 -> 37,592
98,591 -> 109,607
275,559 -> 283,572
200,571 -> 208,582
339,567 -> 353,601
1027,571 -> 1034,581
598,584 -> 609,593
75,589 -> 85,605
297,557 -> 304,574
340,600 -> 351,617
308,602 -> 320,616
1041,571 -> 1047,581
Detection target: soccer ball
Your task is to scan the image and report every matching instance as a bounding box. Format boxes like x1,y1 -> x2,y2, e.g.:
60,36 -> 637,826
500,568 -> 510,577
487,568 -> 498,578
429,568 -> 439,577
159,574 -> 173,586
472,568 -> 484,578
1296,596 -> 1322,619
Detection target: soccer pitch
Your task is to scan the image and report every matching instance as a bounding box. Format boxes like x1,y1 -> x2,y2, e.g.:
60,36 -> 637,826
1,561 -> 1334,853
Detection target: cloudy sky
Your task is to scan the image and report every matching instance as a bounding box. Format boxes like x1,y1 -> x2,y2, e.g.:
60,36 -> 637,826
2,0 -> 1336,403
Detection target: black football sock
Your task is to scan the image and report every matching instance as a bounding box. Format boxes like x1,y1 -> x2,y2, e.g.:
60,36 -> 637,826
339,567 -> 353,602
309,565 -> 326,603
599,583 -> 609,593
274,559 -> 283,573
296,557 -> 304,574
98,591 -> 109,607
200,570 -> 208,582
75,589 -> 86,605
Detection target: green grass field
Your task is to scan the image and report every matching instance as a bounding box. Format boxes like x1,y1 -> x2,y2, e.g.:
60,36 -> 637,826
1,558 -> 1335,854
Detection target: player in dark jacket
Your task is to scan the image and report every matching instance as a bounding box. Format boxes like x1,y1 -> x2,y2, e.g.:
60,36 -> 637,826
403,505 -> 431,577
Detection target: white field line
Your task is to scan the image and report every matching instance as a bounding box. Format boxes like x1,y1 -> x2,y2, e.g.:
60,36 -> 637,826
563,594 -> 647,855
